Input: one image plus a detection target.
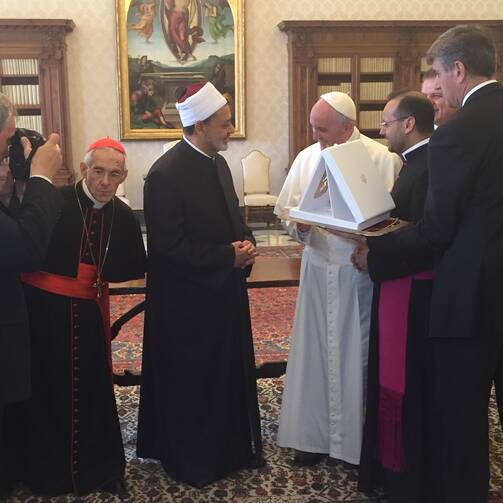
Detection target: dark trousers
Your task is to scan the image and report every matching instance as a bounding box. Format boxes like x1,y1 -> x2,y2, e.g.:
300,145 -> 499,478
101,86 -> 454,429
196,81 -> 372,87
0,403 -> 4,456
0,403 -> 19,493
0,403 -> 6,489
494,356 -> 503,426
426,336 -> 496,503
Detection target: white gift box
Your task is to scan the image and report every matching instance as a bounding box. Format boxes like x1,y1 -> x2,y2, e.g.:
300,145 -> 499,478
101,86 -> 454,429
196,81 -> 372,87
289,140 -> 395,231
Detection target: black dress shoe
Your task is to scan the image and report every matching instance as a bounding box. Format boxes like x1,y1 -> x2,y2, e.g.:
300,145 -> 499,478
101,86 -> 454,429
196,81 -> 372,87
293,450 -> 325,467
326,456 -> 338,467
327,456 -> 358,470
100,478 -> 128,499
326,457 -> 359,470
248,455 -> 267,469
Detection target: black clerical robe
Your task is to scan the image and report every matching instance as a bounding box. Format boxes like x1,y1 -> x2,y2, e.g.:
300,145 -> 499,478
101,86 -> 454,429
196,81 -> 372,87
0,177 -> 62,495
359,143 -> 435,503
5,181 -> 146,496
137,139 -> 262,487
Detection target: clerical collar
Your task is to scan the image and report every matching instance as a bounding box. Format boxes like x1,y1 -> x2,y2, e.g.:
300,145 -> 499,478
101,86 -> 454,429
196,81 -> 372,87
183,136 -> 213,159
402,138 -> 430,159
81,179 -> 105,209
462,80 -> 498,107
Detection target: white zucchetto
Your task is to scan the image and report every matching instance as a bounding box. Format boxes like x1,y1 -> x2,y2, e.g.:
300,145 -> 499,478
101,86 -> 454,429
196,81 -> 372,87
320,91 -> 357,121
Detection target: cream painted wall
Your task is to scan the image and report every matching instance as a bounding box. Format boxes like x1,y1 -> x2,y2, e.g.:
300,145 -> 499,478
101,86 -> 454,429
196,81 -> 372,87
0,1 -> 501,208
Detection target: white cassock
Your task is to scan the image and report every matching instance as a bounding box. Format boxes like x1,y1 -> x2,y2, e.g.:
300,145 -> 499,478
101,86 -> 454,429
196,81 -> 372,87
276,128 -> 402,465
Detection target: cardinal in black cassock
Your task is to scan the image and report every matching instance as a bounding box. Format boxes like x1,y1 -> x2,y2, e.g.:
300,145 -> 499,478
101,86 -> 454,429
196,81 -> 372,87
4,138 -> 146,496
137,82 -> 263,487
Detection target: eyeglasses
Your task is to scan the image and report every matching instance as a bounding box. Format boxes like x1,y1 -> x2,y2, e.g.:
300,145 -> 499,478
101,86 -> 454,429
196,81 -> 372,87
379,116 -> 410,128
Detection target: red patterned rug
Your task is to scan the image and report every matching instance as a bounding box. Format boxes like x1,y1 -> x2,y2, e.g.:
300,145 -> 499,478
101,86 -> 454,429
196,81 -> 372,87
8,379 -> 503,502
111,286 -> 298,375
111,245 -> 302,375
256,245 -> 303,259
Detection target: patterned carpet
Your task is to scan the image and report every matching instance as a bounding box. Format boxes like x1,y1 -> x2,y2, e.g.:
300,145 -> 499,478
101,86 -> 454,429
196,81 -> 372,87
254,245 -> 303,259
111,286 -> 298,375
7,241 -> 503,501
7,378 -> 503,502
112,244 -> 301,375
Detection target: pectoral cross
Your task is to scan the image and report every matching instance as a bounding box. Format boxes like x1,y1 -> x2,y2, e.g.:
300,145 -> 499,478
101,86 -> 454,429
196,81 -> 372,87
314,173 -> 328,199
93,277 -> 103,299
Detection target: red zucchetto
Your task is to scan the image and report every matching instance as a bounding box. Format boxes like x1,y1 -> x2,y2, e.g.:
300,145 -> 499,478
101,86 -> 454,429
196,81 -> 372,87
175,81 -> 227,127
86,137 -> 126,155
176,82 -> 207,103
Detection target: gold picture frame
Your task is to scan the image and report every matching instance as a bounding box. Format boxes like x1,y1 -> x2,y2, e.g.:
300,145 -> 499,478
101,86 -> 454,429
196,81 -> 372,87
116,0 -> 245,140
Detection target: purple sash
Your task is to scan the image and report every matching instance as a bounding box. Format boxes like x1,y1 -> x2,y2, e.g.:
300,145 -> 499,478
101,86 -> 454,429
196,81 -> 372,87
377,270 -> 433,472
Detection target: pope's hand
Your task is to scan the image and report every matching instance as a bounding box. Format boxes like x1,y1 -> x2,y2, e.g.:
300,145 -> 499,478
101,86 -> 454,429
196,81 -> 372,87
351,243 -> 369,272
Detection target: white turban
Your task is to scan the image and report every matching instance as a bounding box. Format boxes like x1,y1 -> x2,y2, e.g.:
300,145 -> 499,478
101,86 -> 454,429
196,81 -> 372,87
175,82 -> 227,127
320,91 -> 357,121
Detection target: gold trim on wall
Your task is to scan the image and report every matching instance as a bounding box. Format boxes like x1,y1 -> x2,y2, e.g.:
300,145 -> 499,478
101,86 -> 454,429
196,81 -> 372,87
116,0 -> 245,140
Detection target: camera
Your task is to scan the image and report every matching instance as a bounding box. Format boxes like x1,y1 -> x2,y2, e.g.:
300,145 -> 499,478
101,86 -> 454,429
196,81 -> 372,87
8,128 -> 46,180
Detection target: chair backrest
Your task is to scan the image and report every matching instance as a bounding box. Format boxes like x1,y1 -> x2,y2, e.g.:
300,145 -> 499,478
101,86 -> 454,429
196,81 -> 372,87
116,182 -> 126,197
241,150 -> 271,195
162,139 -> 180,153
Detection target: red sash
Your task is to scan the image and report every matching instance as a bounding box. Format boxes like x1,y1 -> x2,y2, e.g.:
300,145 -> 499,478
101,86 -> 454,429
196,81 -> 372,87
21,263 -> 112,369
376,270 -> 433,472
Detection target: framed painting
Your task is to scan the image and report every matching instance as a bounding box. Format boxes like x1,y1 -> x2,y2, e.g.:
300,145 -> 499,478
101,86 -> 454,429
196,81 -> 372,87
116,0 -> 245,140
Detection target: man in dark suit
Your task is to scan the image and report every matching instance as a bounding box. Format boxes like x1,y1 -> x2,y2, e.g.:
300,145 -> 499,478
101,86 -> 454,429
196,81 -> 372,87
0,92 -> 63,495
137,82 -> 264,487
353,25 -> 503,503
421,68 -> 457,127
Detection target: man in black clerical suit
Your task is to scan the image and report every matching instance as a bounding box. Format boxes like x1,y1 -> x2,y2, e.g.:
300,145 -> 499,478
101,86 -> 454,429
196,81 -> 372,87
353,25 -> 503,503
138,82 -> 264,487
382,91 -> 432,224
0,92 -> 63,497
357,91 -> 435,503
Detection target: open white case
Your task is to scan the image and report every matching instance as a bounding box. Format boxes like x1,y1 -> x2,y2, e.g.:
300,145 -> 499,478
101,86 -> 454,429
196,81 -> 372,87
289,140 -> 395,231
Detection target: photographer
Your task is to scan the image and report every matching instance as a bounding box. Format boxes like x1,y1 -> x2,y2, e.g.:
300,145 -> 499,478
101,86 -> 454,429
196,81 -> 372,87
0,92 -> 63,497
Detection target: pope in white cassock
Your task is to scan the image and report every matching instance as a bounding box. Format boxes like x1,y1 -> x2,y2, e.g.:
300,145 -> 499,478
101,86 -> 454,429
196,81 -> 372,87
275,92 -> 402,467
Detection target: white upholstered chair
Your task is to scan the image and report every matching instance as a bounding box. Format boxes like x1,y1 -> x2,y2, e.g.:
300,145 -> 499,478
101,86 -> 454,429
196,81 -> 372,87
241,150 -> 278,225
116,182 -> 131,207
162,139 -> 180,153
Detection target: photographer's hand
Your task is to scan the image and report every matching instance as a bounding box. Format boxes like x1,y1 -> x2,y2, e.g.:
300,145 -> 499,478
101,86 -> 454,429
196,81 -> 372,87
24,133 -> 62,183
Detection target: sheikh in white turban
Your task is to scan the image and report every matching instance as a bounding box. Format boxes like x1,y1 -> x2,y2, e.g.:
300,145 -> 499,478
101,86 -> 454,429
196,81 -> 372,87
175,82 -> 227,127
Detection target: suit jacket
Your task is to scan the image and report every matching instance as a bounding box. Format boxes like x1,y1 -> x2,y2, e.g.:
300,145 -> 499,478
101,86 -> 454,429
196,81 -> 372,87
370,82 -> 503,339
0,176 -> 62,402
